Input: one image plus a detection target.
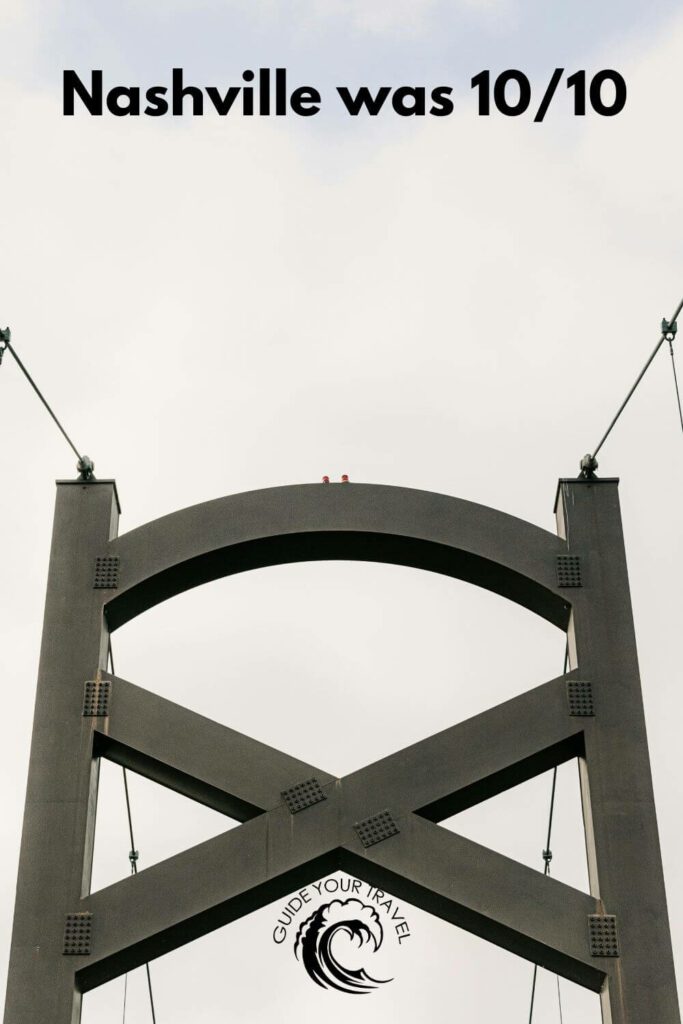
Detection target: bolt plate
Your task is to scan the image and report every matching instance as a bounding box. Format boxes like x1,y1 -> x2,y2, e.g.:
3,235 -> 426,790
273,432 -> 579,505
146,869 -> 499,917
281,778 -> 326,814
557,555 -> 582,588
567,680 -> 594,717
94,556 -> 119,589
63,913 -> 92,956
82,679 -> 111,717
354,810 -> 400,848
588,914 -> 619,957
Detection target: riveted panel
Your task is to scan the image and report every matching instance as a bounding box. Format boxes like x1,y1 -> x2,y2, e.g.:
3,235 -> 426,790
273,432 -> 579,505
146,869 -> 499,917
93,556 -> 119,589
63,913 -> 92,956
557,555 -> 582,588
567,680 -> 594,717
588,914 -> 619,957
354,810 -> 400,848
82,679 -> 111,717
281,778 -> 326,814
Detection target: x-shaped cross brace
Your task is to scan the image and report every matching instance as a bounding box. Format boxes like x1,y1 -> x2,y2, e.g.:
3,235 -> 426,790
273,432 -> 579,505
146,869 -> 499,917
81,669 -> 607,995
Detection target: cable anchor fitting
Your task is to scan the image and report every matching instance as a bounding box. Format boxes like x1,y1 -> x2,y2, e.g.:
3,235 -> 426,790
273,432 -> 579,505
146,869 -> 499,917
662,318 -> 677,342
542,848 -> 553,866
77,455 -> 95,482
579,453 -> 599,479
129,849 -> 139,869
0,326 -> 10,365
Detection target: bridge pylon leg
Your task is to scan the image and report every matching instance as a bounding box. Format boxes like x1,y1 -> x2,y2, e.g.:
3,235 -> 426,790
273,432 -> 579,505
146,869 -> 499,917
4,481 -> 119,1024
557,478 -> 680,1024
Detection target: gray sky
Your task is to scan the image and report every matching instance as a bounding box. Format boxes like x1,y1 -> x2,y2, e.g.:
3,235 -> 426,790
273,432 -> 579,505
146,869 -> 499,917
2,2 -> 683,1021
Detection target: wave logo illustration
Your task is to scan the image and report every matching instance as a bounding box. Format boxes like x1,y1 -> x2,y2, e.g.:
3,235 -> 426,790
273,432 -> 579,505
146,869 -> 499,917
294,898 -> 392,995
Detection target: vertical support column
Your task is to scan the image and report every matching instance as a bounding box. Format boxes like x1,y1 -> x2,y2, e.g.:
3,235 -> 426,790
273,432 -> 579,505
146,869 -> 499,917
4,480 -> 120,1024
556,478 -> 680,1024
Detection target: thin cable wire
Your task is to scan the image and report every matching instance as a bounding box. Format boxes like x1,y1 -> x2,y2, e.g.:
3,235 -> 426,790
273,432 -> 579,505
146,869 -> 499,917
528,962 -> 539,1022
556,974 -> 565,1024
109,638 -> 132,1024
108,639 -> 158,1024
528,644 -> 569,1023
122,972 -> 129,1024
591,297 -> 683,460
2,339 -> 85,462
543,846 -> 565,1024
528,767 -> 558,1023
542,769 -> 558,878
122,769 -> 137,870
668,339 -> 683,435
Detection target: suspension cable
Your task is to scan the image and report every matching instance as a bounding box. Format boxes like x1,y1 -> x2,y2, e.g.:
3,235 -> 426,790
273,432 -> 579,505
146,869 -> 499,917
668,338 -> 683,435
527,644 -> 569,1023
107,639 -> 158,1024
0,326 -> 94,479
580,298 -> 683,475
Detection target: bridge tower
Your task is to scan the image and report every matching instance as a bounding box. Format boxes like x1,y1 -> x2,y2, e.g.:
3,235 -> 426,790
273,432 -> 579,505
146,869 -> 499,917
4,476 -> 680,1022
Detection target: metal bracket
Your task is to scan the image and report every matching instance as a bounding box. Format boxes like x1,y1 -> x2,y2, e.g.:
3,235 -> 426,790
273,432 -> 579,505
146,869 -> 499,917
77,456 -> 95,482
579,453 -> 598,479
662,318 -> 677,342
0,326 -> 9,365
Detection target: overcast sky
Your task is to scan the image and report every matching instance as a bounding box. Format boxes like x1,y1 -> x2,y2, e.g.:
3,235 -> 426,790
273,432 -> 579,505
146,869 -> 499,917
2,2 -> 683,1022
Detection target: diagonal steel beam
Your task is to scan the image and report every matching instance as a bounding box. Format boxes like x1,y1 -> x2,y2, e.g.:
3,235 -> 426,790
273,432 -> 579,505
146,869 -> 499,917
79,802 -> 340,991
79,798 -> 602,993
81,666 -> 593,994
341,814 -> 605,992
341,671 -> 585,822
96,669 -> 583,826
95,673 -> 334,820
